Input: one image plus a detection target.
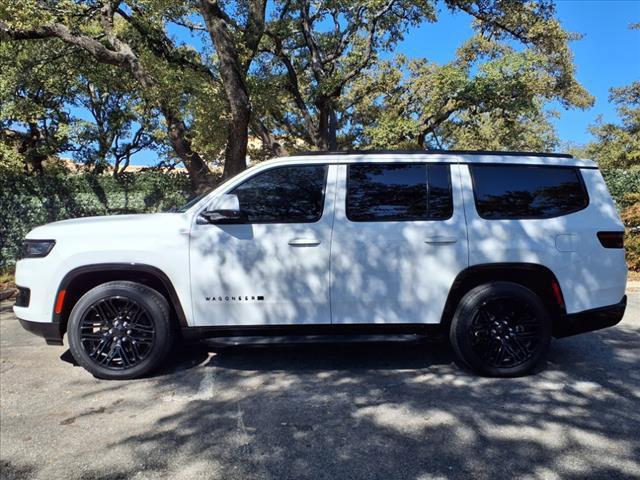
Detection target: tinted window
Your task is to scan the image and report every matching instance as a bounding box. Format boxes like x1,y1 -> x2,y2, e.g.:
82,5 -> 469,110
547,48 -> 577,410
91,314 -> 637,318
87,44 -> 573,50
347,163 -> 453,222
231,165 -> 327,223
470,165 -> 588,219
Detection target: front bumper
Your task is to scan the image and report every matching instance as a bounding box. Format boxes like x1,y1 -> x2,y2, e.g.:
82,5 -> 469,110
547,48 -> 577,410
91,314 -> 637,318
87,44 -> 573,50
17,318 -> 64,346
554,295 -> 627,338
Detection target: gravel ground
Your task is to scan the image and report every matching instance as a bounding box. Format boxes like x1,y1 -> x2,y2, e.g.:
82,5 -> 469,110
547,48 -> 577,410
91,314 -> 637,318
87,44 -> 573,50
1,293 -> 639,480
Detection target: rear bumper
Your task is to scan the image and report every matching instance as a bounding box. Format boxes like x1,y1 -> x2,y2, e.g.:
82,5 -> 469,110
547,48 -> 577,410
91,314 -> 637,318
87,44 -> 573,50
554,295 -> 627,338
17,318 -> 64,346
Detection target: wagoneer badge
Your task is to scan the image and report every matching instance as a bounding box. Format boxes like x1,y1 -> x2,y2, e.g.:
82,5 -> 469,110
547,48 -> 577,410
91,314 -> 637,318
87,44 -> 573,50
205,295 -> 265,302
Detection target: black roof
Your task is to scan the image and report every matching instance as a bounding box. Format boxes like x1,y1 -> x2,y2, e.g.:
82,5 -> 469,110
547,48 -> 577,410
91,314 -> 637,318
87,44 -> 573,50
293,149 -> 573,159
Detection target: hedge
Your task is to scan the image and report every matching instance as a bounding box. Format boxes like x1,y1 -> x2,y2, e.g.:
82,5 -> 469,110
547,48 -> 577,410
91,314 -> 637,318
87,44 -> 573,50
1,168 -> 639,272
601,169 -> 640,208
0,170 -> 195,271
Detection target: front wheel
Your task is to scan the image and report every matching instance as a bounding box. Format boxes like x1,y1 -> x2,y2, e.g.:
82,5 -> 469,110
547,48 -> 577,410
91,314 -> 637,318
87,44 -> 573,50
450,282 -> 552,377
67,281 -> 173,380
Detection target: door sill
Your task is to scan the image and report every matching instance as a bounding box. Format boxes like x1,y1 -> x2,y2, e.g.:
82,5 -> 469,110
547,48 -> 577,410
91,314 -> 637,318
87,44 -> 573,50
181,323 -> 445,341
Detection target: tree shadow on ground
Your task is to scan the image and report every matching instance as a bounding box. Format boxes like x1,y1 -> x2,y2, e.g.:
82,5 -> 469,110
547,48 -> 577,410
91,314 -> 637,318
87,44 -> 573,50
59,322 -> 640,480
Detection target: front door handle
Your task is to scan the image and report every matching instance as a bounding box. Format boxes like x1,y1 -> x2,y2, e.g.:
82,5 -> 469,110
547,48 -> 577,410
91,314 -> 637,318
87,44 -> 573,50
288,238 -> 321,247
424,236 -> 457,244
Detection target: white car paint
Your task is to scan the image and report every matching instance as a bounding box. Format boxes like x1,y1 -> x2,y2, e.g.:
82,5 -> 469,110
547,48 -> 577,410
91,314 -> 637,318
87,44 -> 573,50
13,153 -> 627,330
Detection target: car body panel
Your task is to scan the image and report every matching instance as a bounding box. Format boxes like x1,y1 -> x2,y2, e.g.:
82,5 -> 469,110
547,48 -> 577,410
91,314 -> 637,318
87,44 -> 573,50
14,213 -> 193,324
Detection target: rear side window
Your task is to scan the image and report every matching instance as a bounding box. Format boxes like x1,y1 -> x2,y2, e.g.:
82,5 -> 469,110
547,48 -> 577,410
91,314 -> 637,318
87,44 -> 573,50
346,163 -> 453,222
231,165 -> 327,223
470,165 -> 588,219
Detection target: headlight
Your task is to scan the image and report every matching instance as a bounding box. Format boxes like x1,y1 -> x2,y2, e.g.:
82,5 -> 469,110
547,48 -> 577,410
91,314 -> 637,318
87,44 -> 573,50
21,239 -> 56,258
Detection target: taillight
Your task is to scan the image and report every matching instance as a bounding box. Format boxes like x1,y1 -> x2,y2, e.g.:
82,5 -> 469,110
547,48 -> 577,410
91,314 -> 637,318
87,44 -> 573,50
597,231 -> 624,249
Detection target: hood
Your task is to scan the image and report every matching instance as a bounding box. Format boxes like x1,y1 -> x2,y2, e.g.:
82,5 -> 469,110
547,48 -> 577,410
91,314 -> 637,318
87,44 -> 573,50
26,213 -> 187,239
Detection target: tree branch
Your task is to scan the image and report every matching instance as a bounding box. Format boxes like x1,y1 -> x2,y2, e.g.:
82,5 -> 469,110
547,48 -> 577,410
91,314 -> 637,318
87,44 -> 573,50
115,7 -> 219,83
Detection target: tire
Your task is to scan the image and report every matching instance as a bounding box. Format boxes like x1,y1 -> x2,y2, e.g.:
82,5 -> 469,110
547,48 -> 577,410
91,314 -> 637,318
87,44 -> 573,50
67,281 -> 173,380
449,282 -> 552,377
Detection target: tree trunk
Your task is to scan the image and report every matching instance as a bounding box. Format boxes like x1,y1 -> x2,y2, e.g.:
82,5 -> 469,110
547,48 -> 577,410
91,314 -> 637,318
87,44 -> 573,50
162,107 -> 214,192
328,107 -> 338,151
251,117 -> 288,157
200,0 -> 253,179
223,111 -> 250,178
315,97 -> 331,150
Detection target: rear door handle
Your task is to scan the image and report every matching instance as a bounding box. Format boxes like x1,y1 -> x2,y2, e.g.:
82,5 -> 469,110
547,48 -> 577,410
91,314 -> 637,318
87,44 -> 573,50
288,238 -> 321,247
424,236 -> 457,244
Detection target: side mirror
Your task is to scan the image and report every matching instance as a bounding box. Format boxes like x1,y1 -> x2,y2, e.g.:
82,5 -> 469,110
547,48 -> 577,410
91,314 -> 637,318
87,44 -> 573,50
197,194 -> 247,224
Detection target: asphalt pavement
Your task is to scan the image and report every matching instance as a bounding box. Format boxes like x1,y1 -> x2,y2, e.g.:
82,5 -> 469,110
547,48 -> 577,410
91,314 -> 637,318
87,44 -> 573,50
1,292 -> 639,480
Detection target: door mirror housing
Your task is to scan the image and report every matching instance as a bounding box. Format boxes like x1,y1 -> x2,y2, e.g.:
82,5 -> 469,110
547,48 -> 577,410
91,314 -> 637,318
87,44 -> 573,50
197,194 -> 247,224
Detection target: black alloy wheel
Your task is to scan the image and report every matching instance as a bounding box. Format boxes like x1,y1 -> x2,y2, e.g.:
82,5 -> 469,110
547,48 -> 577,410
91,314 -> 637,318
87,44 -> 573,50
79,296 -> 155,370
450,282 -> 552,377
467,296 -> 543,369
67,281 -> 173,380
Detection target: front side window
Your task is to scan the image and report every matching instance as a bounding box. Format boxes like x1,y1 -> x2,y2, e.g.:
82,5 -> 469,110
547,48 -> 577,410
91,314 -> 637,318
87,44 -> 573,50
470,165 -> 589,219
346,163 -> 453,222
231,165 -> 327,223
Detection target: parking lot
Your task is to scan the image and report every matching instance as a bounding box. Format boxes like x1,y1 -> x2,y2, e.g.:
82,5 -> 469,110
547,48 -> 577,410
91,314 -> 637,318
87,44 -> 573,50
1,292 -> 639,480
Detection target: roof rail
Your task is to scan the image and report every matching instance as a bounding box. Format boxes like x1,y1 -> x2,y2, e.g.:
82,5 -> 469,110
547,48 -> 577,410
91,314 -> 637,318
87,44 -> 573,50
292,149 -> 574,159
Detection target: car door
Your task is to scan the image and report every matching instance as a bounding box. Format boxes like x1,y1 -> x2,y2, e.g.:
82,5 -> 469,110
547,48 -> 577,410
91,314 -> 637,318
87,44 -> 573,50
330,161 -> 468,324
189,163 -> 337,326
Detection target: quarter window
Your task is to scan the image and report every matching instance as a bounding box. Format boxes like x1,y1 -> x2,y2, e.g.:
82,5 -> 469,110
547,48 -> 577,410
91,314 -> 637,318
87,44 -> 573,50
470,165 -> 589,219
231,165 -> 327,223
346,163 -> 453,222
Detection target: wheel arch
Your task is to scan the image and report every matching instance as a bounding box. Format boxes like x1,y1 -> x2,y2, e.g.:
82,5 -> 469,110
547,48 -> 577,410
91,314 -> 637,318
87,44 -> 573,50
440,263 -> 566,332
53,263 -> 188,336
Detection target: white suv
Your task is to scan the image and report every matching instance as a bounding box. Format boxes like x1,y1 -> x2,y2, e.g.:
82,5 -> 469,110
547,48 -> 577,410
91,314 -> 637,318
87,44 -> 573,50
13,151 -> 628,379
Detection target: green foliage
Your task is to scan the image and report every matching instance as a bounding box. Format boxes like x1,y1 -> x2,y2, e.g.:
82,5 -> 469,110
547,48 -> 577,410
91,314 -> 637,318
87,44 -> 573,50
256,0 -> 593,152
621,199 -> 640,272
0,39 -> 74,171
2,0 -> 597,170
599,167 -> 640,271
586,82 -> 640,170
601,169 -> 640,208
0,170 -> 195,270
625,234 -> 640,272
346,25 -> 592,151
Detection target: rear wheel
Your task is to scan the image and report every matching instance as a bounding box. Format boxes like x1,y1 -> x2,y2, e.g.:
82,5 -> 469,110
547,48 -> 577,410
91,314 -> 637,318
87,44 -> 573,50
67,281 -> 173,380
450,282 -> 552,377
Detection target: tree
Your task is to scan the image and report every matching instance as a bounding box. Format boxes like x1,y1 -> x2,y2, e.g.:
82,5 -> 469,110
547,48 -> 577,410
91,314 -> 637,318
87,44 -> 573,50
259,0 -> 436,151
0,39 -> 75,173
1,0 -> 596,182
198,0 -> 274,177
72,76 -> 158,177
0,1 -> 216,188
326,0 -> 592,151
0,29 -> 162,177
583,23 -> 639,170
586,81 -> 640,169
254,0 -> 591,153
